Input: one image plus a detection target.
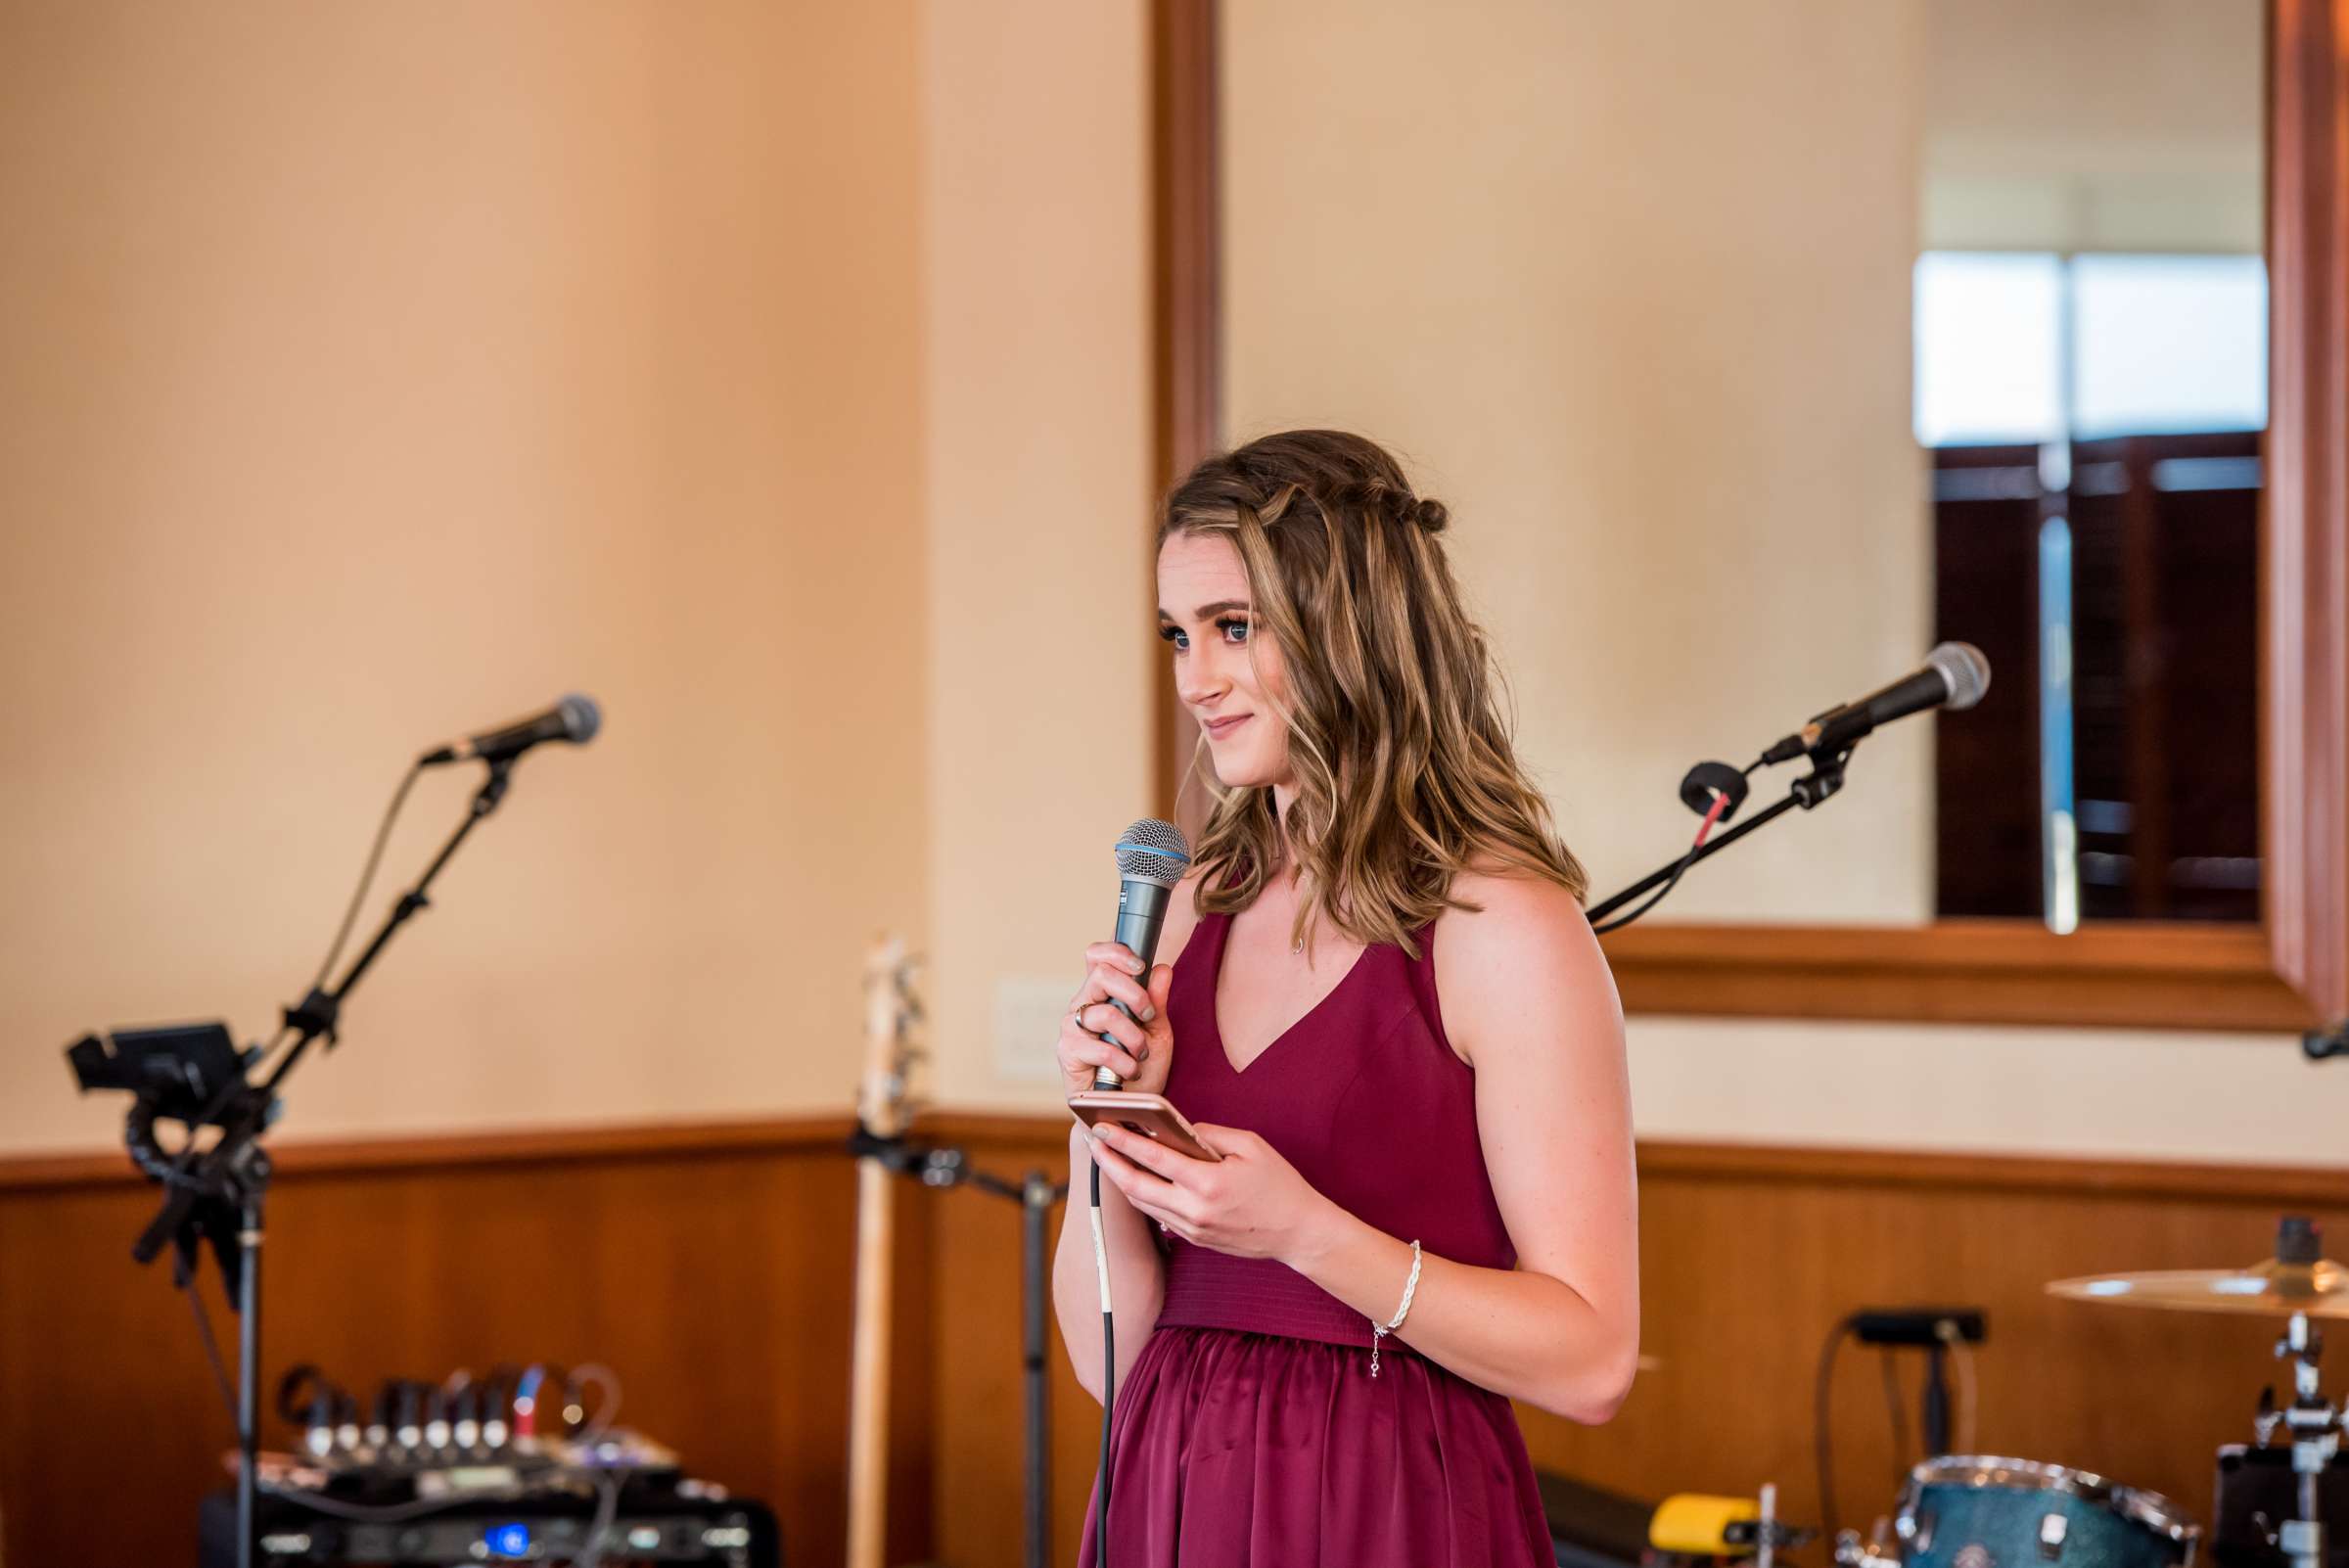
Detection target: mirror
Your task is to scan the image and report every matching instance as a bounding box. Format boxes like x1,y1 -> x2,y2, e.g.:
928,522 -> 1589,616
1206,0 -> 2267,934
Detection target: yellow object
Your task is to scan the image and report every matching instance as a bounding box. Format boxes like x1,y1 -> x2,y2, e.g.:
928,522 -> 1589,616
1650,1494 -> 1761,1555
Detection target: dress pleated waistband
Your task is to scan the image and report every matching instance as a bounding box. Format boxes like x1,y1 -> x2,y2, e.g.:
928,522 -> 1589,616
1152,1243 -> 1383,1349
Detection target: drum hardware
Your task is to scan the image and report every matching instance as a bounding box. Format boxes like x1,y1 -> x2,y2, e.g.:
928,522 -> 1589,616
1854,1310 -> 1989,1461
1819,1310 -> 1989,1542
2213,1442 -> 2349,1568
2050,1219 -> 2347,1568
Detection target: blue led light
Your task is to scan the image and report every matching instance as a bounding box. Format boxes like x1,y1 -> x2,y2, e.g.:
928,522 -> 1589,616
487,1522 -> 532,1558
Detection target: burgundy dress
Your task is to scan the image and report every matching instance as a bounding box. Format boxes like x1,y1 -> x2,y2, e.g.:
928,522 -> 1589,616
1076,907 -> 1553,1567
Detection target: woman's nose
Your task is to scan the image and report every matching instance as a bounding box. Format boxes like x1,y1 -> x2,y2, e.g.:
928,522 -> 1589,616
1176,648 -> 1228,708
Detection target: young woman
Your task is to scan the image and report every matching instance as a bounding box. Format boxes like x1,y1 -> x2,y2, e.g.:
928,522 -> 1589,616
1049,431 -> 1639,1567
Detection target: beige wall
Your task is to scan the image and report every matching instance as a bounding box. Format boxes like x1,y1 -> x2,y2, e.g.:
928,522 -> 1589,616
918,0 -> 1154,1112
1226,0 -> 1934,927
1217,0 -> 2349,1163
1924,0 -> 2264,253
3,0 -> 2336,1168
0,1 -> 930,1152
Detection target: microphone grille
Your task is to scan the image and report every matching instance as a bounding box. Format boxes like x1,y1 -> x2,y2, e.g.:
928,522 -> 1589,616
1928,643 -> 1991,711
1113,818 -> 1192,888
558,693 -> 603,745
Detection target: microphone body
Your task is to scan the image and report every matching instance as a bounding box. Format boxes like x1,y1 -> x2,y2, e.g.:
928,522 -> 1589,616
1761,642 -> 1989,765
1089,819 -> 1192,1091
1091,879 -> 1174,1092
420,694 -> 602,767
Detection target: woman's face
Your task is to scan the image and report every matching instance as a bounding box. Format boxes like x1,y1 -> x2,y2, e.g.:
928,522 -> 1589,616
1158,530 -> 1292,791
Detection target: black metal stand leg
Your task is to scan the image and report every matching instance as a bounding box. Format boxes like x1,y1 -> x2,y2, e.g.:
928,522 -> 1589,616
1921,1343 -> 1950,1459
1022,1172 -> 1053,1568
237,1191 -> 263,1568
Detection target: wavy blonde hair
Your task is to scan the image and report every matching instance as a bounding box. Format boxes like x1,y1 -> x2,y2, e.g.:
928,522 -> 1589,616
1164,430 -> 1587,956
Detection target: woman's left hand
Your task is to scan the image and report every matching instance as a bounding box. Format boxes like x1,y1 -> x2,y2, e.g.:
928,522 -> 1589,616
1086,1121 -> 1335,1264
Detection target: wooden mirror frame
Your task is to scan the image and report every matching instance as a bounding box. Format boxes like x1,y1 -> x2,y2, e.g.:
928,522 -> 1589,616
1148,0 -> 2349,1034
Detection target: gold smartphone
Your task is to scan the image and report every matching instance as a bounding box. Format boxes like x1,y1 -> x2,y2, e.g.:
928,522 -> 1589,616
1067,1091 -> 1224,1163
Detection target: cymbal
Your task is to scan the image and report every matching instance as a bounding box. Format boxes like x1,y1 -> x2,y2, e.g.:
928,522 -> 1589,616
2048,1256 -> 2349,1318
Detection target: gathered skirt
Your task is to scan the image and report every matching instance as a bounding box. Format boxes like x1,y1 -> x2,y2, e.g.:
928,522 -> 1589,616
1075,1325 -> 1553,1567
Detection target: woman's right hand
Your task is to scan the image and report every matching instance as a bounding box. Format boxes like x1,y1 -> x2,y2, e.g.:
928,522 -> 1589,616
1058,942 -> 1175,1099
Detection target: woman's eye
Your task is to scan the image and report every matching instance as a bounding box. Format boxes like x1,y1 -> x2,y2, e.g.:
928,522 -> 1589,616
1158,625 -> 1189,652
1218,618 -> 1250,643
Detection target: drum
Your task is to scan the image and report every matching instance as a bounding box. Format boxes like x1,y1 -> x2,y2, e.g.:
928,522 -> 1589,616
1885,1458 -> 2201,1568
2211,1442 -> 2349,1568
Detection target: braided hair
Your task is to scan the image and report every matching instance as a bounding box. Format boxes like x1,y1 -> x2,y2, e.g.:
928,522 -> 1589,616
1158,430 -> 1585,956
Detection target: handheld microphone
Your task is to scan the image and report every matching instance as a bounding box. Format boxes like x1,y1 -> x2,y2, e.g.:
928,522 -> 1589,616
418,694 -> 602,767
1089,817 -> 1192,1090
1760,642 -> 1989,765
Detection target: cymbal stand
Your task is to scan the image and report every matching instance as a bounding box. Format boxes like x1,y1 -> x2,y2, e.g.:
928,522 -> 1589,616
2266,1312 -> 2339,1568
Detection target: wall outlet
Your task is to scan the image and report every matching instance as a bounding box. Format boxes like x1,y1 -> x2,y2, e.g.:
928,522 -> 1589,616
994,975 -> 1074,1084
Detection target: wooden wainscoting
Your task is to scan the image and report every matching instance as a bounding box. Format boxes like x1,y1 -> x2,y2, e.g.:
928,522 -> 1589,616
0,1119 -> 932,1568
7,1116 -> 2349,1568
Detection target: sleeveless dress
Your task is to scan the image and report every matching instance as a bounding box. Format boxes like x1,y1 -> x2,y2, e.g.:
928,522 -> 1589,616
1076,907 -> 1554,1567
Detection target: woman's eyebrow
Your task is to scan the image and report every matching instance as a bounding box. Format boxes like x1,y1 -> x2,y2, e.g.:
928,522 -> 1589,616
1156,598 -> 1252,623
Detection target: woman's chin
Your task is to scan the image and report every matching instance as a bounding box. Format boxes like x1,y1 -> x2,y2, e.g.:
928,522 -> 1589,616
1207,755 -> 1281,790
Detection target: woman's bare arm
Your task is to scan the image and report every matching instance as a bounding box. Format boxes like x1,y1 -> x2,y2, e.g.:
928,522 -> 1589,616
1285,870 -> 1638,1419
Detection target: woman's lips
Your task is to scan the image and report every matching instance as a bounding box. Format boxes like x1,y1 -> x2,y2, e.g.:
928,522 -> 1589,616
1202,714 -> 1251,739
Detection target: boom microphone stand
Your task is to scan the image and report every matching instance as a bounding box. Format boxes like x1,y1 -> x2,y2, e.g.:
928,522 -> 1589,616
847,1125 -> 1066,1568
70,759 -> 522,1568
1588,744 -> 1855,931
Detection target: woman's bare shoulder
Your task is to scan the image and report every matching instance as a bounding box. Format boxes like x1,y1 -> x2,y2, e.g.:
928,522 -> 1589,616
1440,858 -> 1589,943
1156,866 -> 1210,967
1432,859 -> 1612,1064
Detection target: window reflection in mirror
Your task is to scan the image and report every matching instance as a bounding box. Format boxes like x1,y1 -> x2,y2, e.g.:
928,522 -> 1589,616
1918,0 -> 2264,929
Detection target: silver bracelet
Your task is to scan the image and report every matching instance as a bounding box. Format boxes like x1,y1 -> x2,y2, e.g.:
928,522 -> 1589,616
1369,1238 -> 1422,1378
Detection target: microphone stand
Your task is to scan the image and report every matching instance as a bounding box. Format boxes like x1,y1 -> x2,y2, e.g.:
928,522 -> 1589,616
846,1125 -> 1065,1568
1588,745 -> 1854,929
118,759 -> 519,1568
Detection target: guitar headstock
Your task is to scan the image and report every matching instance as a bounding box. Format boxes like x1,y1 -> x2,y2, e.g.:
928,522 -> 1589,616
857,936 -> 923,1138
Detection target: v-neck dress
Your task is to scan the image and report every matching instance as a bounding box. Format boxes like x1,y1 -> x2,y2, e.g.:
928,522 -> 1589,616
1076,907 -> 1553,1567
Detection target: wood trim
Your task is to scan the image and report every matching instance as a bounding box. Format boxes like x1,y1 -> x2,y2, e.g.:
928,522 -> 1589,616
1154,2 -> 2349,1031
2267,0 -> 2349,1026
1601,918 -> 2321,1031
23,1111 -> 2349,1208
911,1111 -> 2349,1205
1150,0 -> 1221,828
0,1112 -> 857,1192
1634,1138 -> 2349,1203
